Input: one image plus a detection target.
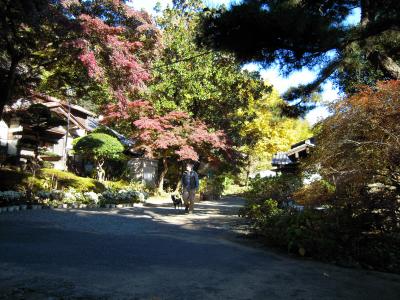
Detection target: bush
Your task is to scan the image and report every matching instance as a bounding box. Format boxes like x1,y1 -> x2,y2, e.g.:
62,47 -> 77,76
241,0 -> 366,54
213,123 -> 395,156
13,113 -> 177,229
83,191 -> 100,205
37,190 -> 63,201
240,196 -> 400,272
38,168 -> 105,192
293,179 -> 335,207
37,190 -> 52,199
245,173 -> 302,204
241,171 -> 400,272
104,179 -> 131,191
40,188 -> 102,207
104,180 -> 149,200
21,176 -> 48,193
99,188 -> 142,205
239,198 -> 282,229
281,210 -> 338,257
73,132 -> 125,181
0,190 -> 24,205
199,174 -> 242,199
241,198 -> 334,256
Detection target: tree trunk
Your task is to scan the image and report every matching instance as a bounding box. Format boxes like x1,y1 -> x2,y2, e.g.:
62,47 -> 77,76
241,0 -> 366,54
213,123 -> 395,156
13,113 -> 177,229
174,179 -> 182,194
0,56 -> 19,118
378,54 -> 400,79
34,132 -> 40,160
368,51 -> 400,79
158,157 -> 168,194
245,157 -> 252,186
97,159 -> 106,182
0,98 -> 6,120
360,0 -> 371,28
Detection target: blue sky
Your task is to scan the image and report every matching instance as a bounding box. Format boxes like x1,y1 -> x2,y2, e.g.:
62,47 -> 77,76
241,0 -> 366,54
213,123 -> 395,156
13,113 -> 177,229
129,0 -> 360,125
129,0 -> 235,11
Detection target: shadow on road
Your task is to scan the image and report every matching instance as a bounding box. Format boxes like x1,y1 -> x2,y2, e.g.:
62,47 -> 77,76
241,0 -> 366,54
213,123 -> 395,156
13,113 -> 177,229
1,196 -> 400,300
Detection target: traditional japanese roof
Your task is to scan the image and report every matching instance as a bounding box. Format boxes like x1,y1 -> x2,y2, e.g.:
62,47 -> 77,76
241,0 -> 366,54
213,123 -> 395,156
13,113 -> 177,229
3,92 -> 136,151
272,152 -> 293,166
286,138 -> 315,158
87,117 -> 135,147
4,93 -> 96,132
272,138 -> 315,168
32,93 -> 95,132
31,92 -> 96,117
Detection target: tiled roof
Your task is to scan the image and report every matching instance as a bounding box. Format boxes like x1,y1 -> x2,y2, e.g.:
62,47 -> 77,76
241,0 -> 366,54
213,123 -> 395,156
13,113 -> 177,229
272,138 -> 315,167
272,152 -> 293,166
87,118 -> 135,147
32,92 -> 96,117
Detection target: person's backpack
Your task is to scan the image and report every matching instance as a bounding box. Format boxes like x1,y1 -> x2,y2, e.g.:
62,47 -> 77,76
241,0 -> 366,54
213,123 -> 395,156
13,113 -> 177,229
189,172 -> 197,189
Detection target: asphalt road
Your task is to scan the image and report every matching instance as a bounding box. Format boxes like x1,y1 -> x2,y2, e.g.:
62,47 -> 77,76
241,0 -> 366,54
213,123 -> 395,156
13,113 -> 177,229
0,197 -> 399,299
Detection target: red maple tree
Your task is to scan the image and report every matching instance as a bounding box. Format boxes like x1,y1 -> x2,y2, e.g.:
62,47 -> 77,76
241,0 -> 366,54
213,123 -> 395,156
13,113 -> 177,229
62,0 -> 161,104
103,100 -> 229,192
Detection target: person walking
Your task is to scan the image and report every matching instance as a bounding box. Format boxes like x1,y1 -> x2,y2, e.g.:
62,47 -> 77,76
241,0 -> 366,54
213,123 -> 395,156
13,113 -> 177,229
181,162 -> 199,213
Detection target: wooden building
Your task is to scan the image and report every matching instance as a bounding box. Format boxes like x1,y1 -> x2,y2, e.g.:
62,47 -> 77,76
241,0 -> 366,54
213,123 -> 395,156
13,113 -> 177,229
271,138 -> 315,173
0,93 -> 158,186
0,93 -> 95,169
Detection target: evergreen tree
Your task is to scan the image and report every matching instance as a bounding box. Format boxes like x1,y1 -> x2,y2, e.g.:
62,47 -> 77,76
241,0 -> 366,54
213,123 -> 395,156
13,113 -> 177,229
199,0 -> 400,105
148,0 -> 268,145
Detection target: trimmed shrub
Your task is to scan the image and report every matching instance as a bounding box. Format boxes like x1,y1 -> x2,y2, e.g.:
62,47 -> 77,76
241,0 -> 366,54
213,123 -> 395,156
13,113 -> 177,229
38,168 -> 105,192
73,133 -> 125,181
22,176 -> 48,193
104,180 -> 131,191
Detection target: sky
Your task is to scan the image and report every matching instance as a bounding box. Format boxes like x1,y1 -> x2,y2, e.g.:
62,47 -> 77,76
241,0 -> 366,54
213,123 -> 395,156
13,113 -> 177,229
128,0 -> 235,11
129,0 -> 359,125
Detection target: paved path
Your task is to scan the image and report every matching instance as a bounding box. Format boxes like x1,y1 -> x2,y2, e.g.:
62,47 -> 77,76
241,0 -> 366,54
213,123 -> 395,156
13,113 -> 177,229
0,197 -> 399,299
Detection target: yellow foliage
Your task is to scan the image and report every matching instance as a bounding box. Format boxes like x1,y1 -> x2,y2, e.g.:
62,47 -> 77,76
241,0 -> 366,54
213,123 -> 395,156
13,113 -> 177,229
239,86 -> 312,171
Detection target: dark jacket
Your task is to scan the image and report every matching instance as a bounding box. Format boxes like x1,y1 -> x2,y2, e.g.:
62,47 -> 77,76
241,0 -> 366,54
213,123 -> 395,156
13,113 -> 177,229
182,170 -> 199,190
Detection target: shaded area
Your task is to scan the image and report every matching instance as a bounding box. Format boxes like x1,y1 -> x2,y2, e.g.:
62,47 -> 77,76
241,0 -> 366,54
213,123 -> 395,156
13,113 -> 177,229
0,197 -> 400,299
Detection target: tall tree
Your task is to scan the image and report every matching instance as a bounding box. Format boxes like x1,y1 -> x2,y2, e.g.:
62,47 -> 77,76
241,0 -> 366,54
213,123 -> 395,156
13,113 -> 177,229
0,0 -> 160,116
50,0 -> 161,107
240,87 -> 312,174
198,0 -> 400,106
311,80 -> 400,191
305,80 -> 400,232
0,0 -> 68,117
148,0 -> 269,145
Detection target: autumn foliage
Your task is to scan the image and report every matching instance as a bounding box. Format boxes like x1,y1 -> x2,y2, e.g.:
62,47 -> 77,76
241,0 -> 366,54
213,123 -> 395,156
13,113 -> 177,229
241,81 -> 400,272
103,99 -> 228,191
313,80 -> 400,195
62,0 -> 161,103
302,80 -> 400,232
103,99 -> 228,162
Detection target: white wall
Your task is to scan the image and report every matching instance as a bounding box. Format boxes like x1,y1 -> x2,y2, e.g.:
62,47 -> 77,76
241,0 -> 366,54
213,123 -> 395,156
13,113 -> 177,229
0,120 -> 8,147
53,137 -> 65,157
127,158 -> 158,187
1,117 -> 23,156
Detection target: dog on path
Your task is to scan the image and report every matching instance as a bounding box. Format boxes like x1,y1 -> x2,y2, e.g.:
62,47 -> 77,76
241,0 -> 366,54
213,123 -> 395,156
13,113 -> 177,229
171,194 -> 183,210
